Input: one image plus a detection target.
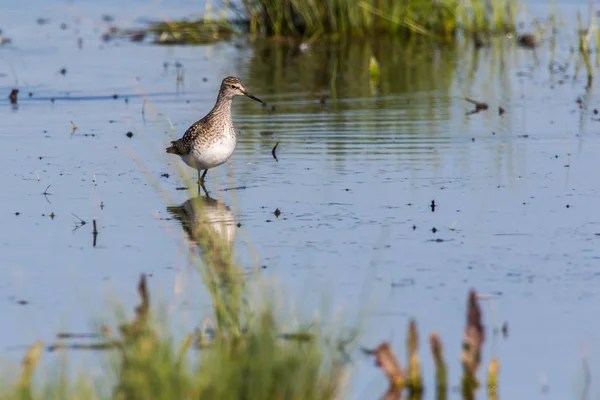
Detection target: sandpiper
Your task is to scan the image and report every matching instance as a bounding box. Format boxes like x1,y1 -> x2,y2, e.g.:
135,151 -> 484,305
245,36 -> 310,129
166,76 -> 262,187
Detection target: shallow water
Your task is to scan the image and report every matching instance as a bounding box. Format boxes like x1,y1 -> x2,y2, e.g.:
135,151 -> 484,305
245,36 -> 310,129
2,0 -> 600,398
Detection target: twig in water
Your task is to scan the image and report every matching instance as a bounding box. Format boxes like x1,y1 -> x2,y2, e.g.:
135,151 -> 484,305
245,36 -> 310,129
92,219 -> 98,247
56,332 -> 100,339
72,213 -> 87,232
272,141 -> 279,162
465,98 -> 489,115
42,184 -> 52,204
219,185 -> 249,192
71,121 -> 77,135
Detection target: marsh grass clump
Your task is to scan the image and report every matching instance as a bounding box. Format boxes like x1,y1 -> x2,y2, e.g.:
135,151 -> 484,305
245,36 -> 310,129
240,0 -> 518,39
135,0 -> 518,42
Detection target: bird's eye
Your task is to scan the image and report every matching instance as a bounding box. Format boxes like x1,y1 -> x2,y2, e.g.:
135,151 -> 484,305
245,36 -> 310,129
230,84 -> 236,89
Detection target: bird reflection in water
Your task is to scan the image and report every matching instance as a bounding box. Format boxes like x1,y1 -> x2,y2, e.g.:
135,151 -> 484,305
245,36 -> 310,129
166,193 -> 237,251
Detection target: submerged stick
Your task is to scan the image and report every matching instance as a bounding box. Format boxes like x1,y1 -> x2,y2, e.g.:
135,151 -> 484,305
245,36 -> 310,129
56,332 -> 99,339
92,219 -> 98,247
271,141 -> 279,162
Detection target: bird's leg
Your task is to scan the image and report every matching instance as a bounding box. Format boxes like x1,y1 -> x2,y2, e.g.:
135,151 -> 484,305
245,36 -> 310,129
198,169 -> 209,196
198,169 -> 208,186
202,185 -> 213,199
199,182 -> 211,198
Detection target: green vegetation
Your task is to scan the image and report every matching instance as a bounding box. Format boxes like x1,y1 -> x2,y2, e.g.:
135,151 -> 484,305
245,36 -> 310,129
240,0 -> 518,39
137,0 -> 520,43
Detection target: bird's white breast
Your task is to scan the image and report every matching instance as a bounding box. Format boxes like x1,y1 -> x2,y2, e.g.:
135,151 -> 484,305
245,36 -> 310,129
183,129 -> 236,171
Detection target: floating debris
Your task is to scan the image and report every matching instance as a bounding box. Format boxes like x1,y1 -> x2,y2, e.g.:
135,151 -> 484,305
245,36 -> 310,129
516,33 -> 537,49
271,142 -> 279,162
274,208 -> 281,217
501,322 -> 508,338
319,94 -> 327,107
72,213 -> 87,232
473,32 -> 488,48
130,31 -> 145,42
260,131 -> 275,136
60,68 -> 66,75
465,97 -> 488,115
126,131 -> 133,138
9,89 -> 18,104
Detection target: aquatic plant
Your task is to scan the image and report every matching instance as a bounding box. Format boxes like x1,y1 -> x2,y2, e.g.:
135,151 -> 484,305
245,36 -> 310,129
239,0 -> 518,39
136,0 -> 518,43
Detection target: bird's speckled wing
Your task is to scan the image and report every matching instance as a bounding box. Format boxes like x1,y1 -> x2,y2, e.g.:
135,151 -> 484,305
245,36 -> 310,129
166,116 -> 211,155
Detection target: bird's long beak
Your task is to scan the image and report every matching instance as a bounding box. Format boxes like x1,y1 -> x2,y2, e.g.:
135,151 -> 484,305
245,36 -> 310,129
243,90 -> 263,104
